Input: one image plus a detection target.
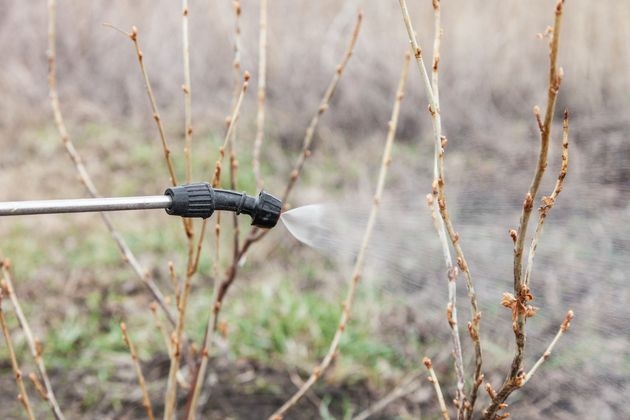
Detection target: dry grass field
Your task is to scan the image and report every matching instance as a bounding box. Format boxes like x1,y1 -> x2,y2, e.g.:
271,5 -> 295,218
0,1 -> 629,419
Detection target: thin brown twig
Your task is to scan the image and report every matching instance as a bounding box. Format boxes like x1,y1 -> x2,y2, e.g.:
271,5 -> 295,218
47,0 -> 175,327
269,50 -> 410,420
524,110 -> 569,287
229,152 -> 241,259
103,24 -> 179,188
352,370 -> 423,420
431,2 -> 468,414
0,288 -> 36,420
426,193 -> 465,410
182,0 -> 193,184
231,1 -> 243,102
1,259 -> 64,420
523,310 -> 574,384
253,0 -> 268,190
183,72 -> 250,420
398,1 -> 481,415
228,2 -> 244,265
281,11 -> 363,208
246,8 -> 363,249
150,302 -> 172,355
424,357 -> 450,420
120,322 -> 155,420
211,72 -> 250,188
104,22 -> 197,249
484,2 -> 567,418
168,261 -> 180,310
28,373 -> 48,401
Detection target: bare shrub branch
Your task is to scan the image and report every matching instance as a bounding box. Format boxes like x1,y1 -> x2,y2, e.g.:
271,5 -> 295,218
150,301 -> 172,355
253,0 -> 269,190
281,11 -> 363,208
352,370 -> 423,420
524,110 -> 570,287
269,50 -> 410,420
0,288 -> 36,420
47,0 -> 174,327
103,24 -> 179,188
1,259 -> 64,419
182,0 -> 193,184
523,310 -> 574,384
424,357 -> 450,420
398,0 -> 482,414
484,2 -> 571,417
120,322 -> 155,420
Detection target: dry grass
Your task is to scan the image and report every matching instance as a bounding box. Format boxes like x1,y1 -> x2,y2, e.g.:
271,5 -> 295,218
0,1 -> 628,138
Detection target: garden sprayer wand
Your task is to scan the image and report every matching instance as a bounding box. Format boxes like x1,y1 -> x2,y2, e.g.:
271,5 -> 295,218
0,183 -> 282,229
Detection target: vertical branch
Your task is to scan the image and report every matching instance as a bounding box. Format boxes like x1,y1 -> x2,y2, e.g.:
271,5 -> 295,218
103,23 -> 196,250
513,0 -> 565,306
523,110 -> 569,287
0,289 -> 36,420
398,1 -> 482,415
120,323 -> 155,420
150,302 -> 172,355
484,2 -> 567,418
269,51 -> 410,420
253,0 -> 268,190
281,11 -> 363,207
48,2 -> 174,327
101,25 -> 179,187
231,1 -> 243,101
1,259 -> 64,420
182,0 -> 193,184
130,26 -> 178,187
183,73 -> 249,419
424,357 -> 450,420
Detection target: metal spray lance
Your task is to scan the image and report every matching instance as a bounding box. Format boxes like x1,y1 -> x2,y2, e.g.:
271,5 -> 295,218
0,183 -> 282,229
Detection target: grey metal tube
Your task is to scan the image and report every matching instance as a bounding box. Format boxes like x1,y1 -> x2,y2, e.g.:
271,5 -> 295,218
0,195 -> 172,216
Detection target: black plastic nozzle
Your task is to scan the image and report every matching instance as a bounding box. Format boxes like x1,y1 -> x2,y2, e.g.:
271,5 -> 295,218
164,183 -> 282,229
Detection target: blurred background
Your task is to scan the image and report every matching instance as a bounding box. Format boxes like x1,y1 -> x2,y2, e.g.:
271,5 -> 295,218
0,1 -> 628,418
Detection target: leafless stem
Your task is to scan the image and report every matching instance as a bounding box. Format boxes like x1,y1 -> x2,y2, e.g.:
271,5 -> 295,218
253,0 -> 268,190
424,357 -> 450,420
399,1 -> 482,415
523,310 -> 574,384
104,24 -> 179,188
269,51 -> 410,420
281,11 -> 363,208
426,194 -> 465,412
484,2 -> 567,418
0,289 -> 36,420
28,373 -> 48,401
352,370 -> 423,420
183,72 -> 249,419
182,0 -> 193,184
48,1 -> 175,327
524,110 -> 569,287
1,259 -> 64,420
150,302 -> 172,355
211,73 -> 250,188
231,1 -> 243,102
120,322 -> 155,420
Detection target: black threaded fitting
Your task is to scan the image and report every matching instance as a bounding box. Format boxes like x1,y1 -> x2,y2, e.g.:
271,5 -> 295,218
164,183 -> 215,218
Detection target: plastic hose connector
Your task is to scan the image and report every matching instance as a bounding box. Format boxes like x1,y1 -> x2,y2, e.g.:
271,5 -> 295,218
164,183 -> 215,219
164,183 -> 282,228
